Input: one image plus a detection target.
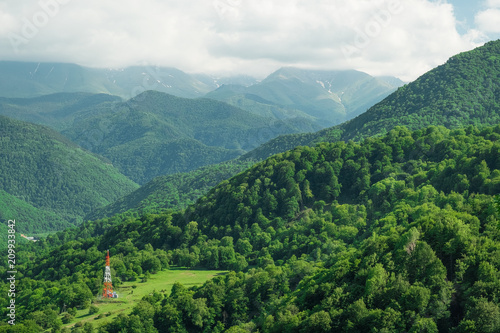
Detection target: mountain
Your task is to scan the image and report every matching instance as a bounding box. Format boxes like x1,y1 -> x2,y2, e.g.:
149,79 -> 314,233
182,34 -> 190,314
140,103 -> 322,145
61,91 -> 317,184
0,92 -> 121,131
0,90 -> 318,186
80,40 -> 500,219
85,159 -> 256,221
0,115 -> 139,228
0,61 -> 216,99
102,39 -> 500,223
9,124 -> 500,332
0,190 -> 72,233
193,73 -> 260,88
206,67 -> 403,127
243,39 -> 500,160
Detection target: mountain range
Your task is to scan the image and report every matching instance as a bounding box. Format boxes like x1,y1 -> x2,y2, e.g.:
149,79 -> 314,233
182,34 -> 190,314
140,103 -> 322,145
90,39 -> 500,221
1,41 -> 499,234
0,61 -> 215,99
244,39 -> 500,160
0,37 -> 500,333
206,67 -> 404,127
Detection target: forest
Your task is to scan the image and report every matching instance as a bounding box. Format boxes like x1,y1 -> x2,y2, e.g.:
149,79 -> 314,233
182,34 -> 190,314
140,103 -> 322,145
1,124 -> 498,332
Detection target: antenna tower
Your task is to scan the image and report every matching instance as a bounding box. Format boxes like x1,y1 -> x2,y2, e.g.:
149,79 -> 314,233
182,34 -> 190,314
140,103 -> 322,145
102,250 -> 114,298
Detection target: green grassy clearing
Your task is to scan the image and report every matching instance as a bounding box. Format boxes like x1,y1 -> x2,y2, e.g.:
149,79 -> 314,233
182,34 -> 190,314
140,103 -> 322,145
62,268 -> 227,329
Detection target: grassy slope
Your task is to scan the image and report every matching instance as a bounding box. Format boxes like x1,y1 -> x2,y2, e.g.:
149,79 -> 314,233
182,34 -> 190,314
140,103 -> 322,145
62,269 -> 227,329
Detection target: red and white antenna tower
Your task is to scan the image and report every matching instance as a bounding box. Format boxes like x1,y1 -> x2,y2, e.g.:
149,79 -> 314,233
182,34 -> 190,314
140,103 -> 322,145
102,250 -> 114,298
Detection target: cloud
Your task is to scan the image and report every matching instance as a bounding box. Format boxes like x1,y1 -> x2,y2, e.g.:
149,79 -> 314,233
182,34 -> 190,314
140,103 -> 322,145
0,0 -> 486,81
486,0 -> 500,7
475,8 -> 500,33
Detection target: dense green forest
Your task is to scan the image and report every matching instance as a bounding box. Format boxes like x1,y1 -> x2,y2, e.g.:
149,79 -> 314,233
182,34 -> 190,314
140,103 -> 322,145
0,190 -> 71,234
0,116 -> 138,229
245,40 -> 500,161
62,91 -> 315,184
2,124 -> 498,332
93,40 -> 500,220
86,159 -> 256,221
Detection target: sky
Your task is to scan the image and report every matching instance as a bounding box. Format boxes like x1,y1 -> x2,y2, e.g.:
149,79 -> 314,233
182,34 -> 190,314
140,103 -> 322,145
0,0 -> 499,82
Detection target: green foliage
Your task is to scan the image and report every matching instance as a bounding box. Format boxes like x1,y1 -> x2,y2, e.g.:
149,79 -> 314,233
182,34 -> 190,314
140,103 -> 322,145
0,116 -> 138,231
4,124 -> 500,332
244,40 -> 500,161
88,305 -> 99,315
86,159 -> 256,220
0,190 -> 71,233
62,91 -> 307,184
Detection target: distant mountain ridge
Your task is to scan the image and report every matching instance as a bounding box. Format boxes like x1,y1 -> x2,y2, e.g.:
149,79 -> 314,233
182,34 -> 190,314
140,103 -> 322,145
97,39 -> 500,219
0,61 -> 217,99
243,39 -> 500,160
206,67 -> 404,127
0,62 -> 402,125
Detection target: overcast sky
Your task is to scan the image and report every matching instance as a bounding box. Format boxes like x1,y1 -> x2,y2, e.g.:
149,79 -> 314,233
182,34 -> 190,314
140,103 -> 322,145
1,0 -> 499,81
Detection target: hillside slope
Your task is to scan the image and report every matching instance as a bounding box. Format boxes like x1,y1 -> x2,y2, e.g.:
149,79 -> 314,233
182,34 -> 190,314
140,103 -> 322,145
0,116 -> 138,228
8,124 -> 500,332
206,68 -> 403,127
243,39 -> 500,160
85,159 -> 256,221
62,91 -> 313,184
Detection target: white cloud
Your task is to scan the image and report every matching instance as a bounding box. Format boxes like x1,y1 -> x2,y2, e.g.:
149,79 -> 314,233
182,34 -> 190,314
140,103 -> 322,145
0,0 -> 487,81
486,0 -> 500,8
475,8 -> 500,33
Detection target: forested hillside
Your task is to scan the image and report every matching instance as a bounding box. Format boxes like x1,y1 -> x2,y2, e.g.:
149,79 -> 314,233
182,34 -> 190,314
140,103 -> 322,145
0,190 -> 71,233
62,91 -> 312,184
3,124 -> 498,332
86,159 -> 256,221
0,116 -> 138,229
98,40 -> 500,219
244,39 -> 500,160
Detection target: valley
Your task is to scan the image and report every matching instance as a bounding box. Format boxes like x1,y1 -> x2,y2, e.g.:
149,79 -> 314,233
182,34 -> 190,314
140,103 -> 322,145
0,40 -> 499,332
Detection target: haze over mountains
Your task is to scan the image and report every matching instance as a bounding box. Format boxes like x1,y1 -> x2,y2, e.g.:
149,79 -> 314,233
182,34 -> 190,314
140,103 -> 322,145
0,33 -> 500,332
0,61 -> 402,101
91,39 -> 500,221
207,67 -> 404,127
1,40 -> 499,232
0,61 -> 215,99
0,62 -> 402,184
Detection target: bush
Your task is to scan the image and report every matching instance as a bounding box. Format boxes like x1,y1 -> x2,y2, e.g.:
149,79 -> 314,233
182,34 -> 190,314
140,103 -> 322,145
62,312 -> 74,324
88,305 -> 99,315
